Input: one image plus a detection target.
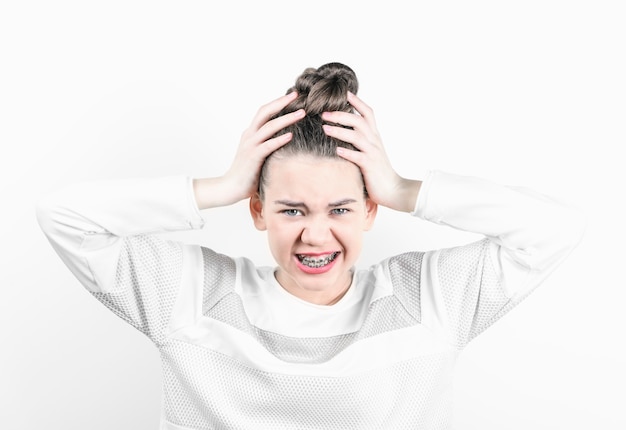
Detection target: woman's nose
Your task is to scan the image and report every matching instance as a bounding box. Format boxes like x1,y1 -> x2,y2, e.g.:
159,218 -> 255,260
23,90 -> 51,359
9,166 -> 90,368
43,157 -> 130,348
300,217 -> 331,245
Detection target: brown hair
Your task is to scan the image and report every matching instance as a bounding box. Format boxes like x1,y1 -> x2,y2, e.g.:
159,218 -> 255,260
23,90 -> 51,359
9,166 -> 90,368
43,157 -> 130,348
258,62 -> 361,199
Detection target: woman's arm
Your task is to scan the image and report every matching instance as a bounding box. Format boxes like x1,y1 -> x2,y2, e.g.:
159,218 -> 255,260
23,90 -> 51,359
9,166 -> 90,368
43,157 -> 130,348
322,91 -> 585,269
36,176 -> 204,293
412,170 -> 585,346
193,92 -> 305,210
36,175 -> 205,341
322,91 -> 422,213
36,92 -> 306,340
324,93 -> 586,346
414,170 -> 586,273
37,92 -> 305,289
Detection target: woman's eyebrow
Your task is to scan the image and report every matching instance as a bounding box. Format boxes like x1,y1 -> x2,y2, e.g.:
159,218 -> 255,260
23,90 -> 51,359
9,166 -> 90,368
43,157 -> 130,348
273,200 -> 308,209
328,198 -> 358,207
273,198 -> 357,209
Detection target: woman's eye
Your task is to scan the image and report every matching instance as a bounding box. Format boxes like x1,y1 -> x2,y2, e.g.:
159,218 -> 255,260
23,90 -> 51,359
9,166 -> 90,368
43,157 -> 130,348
283,209 -> 302,217
331,208 -> 349,215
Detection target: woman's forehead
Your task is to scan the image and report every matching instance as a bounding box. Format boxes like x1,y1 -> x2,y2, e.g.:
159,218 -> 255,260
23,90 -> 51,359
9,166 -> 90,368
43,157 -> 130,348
264,154 -> 364,199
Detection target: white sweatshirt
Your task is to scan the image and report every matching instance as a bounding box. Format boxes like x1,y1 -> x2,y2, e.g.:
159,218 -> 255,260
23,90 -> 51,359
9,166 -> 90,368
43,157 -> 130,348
36,170 -> 585,430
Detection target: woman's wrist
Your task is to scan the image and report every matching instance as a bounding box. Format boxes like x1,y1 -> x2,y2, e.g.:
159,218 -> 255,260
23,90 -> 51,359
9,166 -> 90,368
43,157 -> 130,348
393,178 -> 422,213
193,176 -> 244,210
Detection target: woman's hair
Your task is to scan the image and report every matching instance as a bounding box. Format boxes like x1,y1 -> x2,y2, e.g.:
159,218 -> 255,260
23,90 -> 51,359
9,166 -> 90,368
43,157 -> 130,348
258,62 -> 361,199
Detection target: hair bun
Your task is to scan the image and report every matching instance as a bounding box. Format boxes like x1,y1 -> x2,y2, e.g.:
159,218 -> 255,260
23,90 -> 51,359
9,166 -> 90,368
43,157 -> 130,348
261,62 -> 362,198
316,62 -> 358,89
283,62 -> 359,116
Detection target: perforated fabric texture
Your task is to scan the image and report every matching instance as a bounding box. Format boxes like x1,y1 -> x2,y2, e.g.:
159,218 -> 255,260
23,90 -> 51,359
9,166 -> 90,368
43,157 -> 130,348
91,235 -> 182,344
38,170 -> 582,430
155,245 -> 458,429
88,236 -> 528,429
436,238 -> 514,348
205,292 -> 420,364
388,250 -> 423,322
201,247 -> 236,315
160,341 -> 456,429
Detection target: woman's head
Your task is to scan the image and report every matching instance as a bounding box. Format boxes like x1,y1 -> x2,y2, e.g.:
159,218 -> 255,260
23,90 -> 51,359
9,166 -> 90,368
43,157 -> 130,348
249,62 -> 377,305
257,62 -> 361,200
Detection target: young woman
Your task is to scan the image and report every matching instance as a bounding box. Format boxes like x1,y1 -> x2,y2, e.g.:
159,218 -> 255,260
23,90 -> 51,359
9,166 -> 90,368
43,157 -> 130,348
37,62 -> 585,429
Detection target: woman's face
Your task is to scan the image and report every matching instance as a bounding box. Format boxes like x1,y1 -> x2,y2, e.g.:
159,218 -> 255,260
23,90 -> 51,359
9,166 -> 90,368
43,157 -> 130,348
250,154 -> 377,305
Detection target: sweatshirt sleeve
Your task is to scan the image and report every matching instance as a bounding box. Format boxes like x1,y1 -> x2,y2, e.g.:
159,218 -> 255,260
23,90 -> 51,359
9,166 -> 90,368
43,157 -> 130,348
36,176 -> 206,343
403,170 -> 586,348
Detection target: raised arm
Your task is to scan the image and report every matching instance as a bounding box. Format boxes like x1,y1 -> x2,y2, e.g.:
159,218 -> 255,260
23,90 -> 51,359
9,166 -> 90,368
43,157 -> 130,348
36,93 -> 306,341
322,91 -> 585,269
193,91 -> 305,209
324,92 -> 586,346
36,175 -> 204,292
37,92 -> 305,288
321,91 -> 421,213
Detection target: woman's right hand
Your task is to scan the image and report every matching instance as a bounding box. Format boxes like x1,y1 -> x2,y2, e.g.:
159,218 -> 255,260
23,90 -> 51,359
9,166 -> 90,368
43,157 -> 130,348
194,92 -> 305,209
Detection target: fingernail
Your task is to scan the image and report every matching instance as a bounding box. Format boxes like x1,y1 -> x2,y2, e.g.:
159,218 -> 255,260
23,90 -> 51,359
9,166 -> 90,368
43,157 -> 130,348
295,109 -> 305,118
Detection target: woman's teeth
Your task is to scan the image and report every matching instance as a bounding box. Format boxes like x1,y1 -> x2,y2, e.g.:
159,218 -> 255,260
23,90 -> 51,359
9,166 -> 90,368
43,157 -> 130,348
298,252 -> 338,268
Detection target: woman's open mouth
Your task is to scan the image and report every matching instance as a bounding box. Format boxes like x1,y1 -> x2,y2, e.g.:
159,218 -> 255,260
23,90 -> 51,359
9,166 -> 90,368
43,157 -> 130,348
296,252 -> 339,269
295,251 -> 341,275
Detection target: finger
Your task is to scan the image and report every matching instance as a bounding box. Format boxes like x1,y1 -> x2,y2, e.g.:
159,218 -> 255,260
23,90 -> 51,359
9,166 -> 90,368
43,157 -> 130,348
321,110 -> 366,129
347,92 -> 379,133
241,107 -> 304,144
251,132 -> 294,159
249,92 -> 299,131
322,104 -> 379,136
322,124 -> 362,148
335,146 -> 365,167
347,91 -> 375,120
255,108 -> 305,143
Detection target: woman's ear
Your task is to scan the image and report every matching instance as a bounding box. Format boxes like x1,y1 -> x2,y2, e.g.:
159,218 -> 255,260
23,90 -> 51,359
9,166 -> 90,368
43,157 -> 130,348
363,198 -> 378,231
249,193 -> 267,231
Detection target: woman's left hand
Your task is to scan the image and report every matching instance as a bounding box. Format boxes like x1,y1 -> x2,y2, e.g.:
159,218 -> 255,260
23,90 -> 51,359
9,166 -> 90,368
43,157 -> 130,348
321,92 -> 421,213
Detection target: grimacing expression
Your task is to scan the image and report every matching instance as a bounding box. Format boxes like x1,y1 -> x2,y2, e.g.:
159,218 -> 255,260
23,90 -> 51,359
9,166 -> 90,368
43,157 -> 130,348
250,154 -> 377,305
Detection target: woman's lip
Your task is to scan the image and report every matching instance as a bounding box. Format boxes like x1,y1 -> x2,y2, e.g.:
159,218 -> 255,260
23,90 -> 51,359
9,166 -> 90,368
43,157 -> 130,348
296,251 -> 339,257
294,254 -> 339,274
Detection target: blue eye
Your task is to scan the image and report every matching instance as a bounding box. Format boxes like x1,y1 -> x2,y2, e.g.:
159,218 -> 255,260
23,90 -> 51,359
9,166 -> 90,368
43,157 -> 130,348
331,208 -> 349,215
283,209 -> 302,217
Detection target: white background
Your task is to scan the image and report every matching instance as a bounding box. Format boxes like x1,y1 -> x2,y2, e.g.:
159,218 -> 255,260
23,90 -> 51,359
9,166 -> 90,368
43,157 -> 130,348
1,1 -> 624,429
